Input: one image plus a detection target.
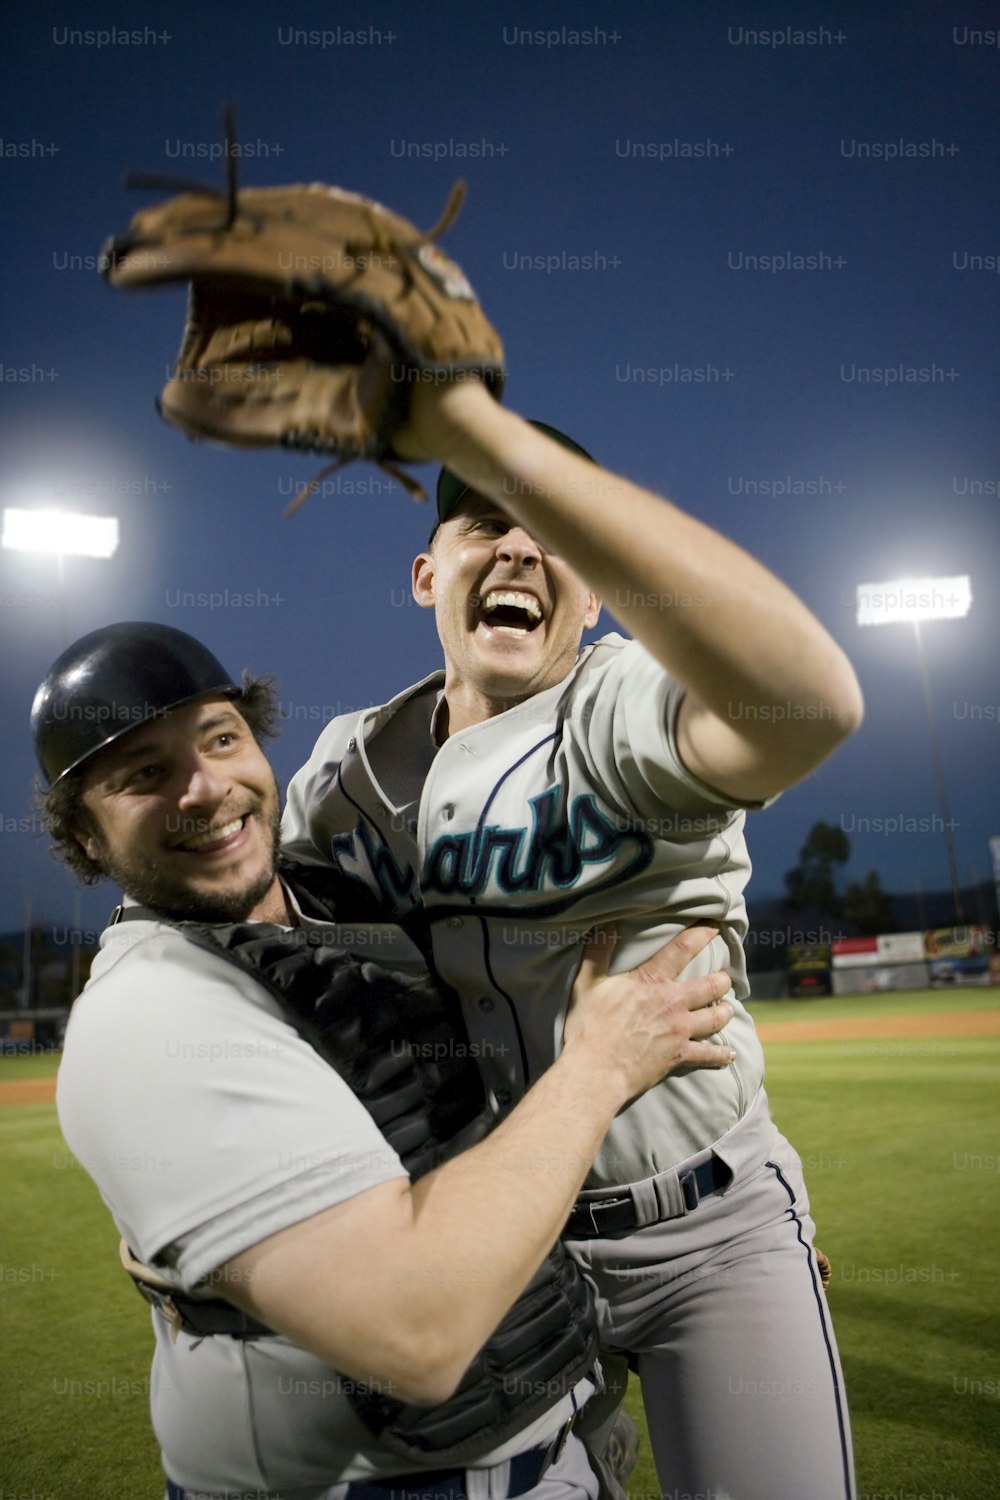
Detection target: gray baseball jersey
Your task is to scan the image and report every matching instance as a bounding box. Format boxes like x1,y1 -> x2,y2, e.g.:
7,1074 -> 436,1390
57,916 -> 591,1497
283,634 -> 766,1187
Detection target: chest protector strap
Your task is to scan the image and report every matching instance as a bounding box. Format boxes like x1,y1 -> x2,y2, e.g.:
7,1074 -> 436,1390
119,905 -> 598,1465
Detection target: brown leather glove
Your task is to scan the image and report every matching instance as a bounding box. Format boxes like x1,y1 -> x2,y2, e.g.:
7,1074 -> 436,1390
103,177 -> 504,503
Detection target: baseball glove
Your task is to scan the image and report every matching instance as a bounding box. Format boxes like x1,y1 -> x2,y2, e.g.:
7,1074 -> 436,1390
102,153 -> 504,507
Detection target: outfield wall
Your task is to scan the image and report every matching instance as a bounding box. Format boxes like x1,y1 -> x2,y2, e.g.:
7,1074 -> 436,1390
831,926 -> 994,995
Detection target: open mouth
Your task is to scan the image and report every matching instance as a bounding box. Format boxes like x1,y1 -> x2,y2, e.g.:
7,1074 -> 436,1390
477,590 -> 545,637
174,814 -> 249,854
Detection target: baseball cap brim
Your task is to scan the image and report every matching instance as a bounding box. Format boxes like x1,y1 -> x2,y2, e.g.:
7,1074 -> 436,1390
434,420 -> 596,524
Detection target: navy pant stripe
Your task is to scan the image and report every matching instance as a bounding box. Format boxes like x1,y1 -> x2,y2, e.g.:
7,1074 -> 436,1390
766,1158 -> 854,1500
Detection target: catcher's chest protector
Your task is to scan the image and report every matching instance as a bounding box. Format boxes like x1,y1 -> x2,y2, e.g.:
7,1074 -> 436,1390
123,909 -> 598,1465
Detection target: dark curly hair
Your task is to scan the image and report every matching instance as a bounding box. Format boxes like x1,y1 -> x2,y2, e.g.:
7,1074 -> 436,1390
37,673 -> 282,886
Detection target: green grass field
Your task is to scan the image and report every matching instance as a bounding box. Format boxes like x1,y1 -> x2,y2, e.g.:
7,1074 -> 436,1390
2,989 -> 998,1498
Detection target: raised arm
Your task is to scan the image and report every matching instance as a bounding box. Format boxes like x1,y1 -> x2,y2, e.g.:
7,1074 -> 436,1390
216,923 -> 734,1403
399,381 -> 863,803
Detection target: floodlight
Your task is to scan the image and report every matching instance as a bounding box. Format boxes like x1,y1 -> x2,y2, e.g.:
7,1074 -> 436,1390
856,575 -> 971,628
2,507 -> 119,559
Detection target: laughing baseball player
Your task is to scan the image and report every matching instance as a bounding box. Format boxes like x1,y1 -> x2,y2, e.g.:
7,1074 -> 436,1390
279,379 -> 861,1500
105,169 -> 862,1499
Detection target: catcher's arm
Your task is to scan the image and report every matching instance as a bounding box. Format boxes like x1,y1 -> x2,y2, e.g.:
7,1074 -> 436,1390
404,379 -> 863,803
215,925 -> 734,1403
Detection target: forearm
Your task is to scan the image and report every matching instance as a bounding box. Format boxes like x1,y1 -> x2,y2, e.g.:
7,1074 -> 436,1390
398,1041 -> 624,1377
218,923 -> 732,1399
219,1042 -> 627,1402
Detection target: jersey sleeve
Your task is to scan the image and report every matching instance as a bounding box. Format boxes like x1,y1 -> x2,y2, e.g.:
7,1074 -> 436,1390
56,929 -> 406,1290
572,636 -> 775,823
282,712 -> 361,867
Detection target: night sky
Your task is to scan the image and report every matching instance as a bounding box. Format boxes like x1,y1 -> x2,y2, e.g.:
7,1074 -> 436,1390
1,2 -> 997,941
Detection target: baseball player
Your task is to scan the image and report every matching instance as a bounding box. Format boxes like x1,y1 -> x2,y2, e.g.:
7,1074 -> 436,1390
283,380 -> 863,1500
37,621 -> 737,1500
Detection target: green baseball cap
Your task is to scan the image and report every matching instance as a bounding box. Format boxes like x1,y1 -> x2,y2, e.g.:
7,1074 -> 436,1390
434,420 -> 596,523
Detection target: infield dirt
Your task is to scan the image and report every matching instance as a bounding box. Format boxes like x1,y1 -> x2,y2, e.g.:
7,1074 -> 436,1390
2,1004 -> 997,1110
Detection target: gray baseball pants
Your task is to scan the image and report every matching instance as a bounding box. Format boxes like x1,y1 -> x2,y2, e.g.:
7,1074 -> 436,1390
567,1088 -> 856,1500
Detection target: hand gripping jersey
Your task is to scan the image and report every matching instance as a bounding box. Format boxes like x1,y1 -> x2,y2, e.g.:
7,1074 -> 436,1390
284,635 -> 768,1188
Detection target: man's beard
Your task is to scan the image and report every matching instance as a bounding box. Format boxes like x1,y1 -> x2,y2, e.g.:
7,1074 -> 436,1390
92,798 -> 283,925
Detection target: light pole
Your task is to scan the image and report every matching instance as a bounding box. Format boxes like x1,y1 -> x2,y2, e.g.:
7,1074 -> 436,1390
856,574 -> 971,925
2,507 -> 120,647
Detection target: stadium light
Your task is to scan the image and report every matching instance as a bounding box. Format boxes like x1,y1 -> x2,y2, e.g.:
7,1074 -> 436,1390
856,575 -> 971,628
2,507 -> 120,559
2,507 -> 120,646
856,574 -> 972,923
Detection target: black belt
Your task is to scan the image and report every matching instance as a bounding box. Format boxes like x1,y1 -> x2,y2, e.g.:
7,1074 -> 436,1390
344,1443 -> 554,1500
565,1153 -> 732,1238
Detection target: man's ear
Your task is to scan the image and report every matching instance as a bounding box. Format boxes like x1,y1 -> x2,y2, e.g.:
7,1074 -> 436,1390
584,594 -> 602,630
412,552 -> 436,610
73,805 -> 103,867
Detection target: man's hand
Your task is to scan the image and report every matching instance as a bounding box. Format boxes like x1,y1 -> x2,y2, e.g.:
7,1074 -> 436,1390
565,923 -> 736,1098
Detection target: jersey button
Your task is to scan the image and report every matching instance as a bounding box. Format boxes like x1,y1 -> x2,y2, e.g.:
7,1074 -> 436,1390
495,1090 -> 512,1106
347,737 -> 356,751
448,917 -> 463,929
442,805 -> 454,820
477,996 -> 495,1012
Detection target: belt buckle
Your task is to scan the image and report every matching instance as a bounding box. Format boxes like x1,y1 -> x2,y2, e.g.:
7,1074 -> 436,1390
137,1283 -> 184,1342
573,1191 -> 632,1235
549,1412 -> 576,1466
679,1169 -> 700,1213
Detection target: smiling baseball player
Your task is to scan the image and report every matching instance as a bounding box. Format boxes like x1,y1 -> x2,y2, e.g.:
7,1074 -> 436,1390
282,381 -> 862,1500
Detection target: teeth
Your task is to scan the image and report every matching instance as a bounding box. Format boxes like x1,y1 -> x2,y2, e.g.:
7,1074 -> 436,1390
482,591 -> 542,619
179,817 -> 244,851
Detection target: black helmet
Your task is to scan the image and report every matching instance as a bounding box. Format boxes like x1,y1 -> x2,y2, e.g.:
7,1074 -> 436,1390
32,622 -> 242,786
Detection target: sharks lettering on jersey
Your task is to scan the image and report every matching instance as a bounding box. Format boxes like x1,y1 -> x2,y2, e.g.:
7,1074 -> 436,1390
324,788 -> 655,917
424,790 -> 654,904
328,819 -> 417,913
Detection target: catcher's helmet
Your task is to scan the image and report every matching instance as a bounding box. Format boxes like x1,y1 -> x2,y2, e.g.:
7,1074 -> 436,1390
32,622 -> 241,787
434,420 -> 596,524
